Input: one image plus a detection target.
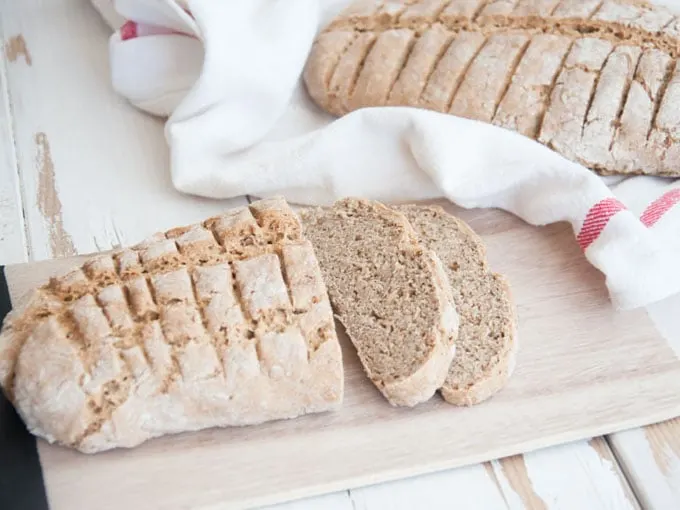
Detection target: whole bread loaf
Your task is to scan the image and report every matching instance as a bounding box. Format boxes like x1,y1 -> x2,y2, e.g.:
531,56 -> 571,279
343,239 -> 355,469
304,0 -> 680,177
301,198 -> 459,407
394,205 -> 517,405
0,198 -> 343,453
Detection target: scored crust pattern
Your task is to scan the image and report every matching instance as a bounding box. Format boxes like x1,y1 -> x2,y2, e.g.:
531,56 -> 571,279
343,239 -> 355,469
304,0 -> 680,176
0,198 -> 343,453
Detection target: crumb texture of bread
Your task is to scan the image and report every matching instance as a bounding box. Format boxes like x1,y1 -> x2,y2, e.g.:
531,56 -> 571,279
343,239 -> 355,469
301,198 -> 458,407
304,0 -> 680,177
395,205 -> 517,406
0,197 -> 343,453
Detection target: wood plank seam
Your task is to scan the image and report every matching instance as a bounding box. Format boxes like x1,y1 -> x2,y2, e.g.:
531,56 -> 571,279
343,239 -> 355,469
495,455 -> 549,509
0,27 -> 30,261
34,132 -> 77,258
483,461 -> 513,508
347,490 -> 356,509
604,434 -> 646,508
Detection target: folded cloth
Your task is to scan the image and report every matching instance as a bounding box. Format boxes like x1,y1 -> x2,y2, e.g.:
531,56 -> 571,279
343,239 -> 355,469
90,0 -> 125,30
103,0 -> 680,311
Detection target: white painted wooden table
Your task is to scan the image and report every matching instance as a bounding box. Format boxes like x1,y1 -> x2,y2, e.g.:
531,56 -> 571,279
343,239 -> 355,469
1,1 -> 679,508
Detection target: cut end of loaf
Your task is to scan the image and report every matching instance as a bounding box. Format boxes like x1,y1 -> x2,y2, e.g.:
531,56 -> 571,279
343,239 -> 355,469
301,198 -> 458,407
394,204 -> 517,406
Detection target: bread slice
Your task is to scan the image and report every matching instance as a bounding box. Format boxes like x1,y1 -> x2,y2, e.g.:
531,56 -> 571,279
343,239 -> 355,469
394,204 -> 517,406
0,197 -> 343,453
304,0 -> 680,177
301,198 -> 458,407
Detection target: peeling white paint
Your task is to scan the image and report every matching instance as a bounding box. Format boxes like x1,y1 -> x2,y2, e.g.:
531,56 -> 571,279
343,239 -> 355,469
0,48 -> 27,265
662,447 -> 680,502
522,442 -> 636,509
90,210 -> 128,253
490,460 -> 529,510
613,429 -> 680,509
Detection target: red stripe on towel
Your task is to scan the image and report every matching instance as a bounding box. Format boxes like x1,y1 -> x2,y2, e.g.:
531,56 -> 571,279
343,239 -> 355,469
640,189 -> 680,227
577,198 -> 627,250
119,21 -> 195,41
120,20 -> 137,41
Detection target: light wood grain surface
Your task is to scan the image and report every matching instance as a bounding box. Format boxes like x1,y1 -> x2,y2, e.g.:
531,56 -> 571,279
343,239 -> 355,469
1,1 -> 679,509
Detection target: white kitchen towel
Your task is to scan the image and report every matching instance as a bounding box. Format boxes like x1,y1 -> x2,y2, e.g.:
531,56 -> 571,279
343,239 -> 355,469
104,0 -> 680,311
91,0 -> 125,30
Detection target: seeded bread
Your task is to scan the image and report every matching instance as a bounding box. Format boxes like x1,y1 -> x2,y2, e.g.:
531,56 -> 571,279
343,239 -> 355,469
0,197 -> 343,453
301,198 -> 459,407
395,204 -> 516,406
304,0 -> 680,177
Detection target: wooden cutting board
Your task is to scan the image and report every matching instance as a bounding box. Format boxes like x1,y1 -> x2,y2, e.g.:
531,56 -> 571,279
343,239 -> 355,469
4,200 -> 680,510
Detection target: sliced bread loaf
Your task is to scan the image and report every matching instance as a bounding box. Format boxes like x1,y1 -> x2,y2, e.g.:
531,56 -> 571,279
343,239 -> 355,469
394,204 -> 517,406
301,198 -> 459,407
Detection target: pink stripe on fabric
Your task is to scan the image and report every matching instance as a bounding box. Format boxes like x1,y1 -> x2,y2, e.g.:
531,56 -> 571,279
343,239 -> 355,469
119,20 -> 196,41
640,189 -> 680,227
577,198 -> 627,250
120,20 -> 137,41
